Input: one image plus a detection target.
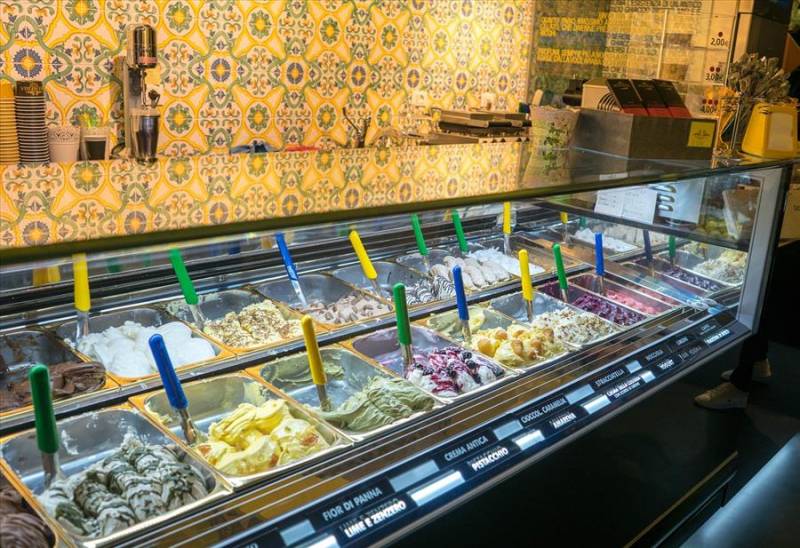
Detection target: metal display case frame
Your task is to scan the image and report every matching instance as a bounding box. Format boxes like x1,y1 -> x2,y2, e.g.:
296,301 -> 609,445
0,143 -> 795,547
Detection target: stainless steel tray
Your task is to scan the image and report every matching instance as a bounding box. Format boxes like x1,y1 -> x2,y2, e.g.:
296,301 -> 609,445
538,282 -> 648,327
612,263 -> 709,300
252,273 -> 392,330
0,405 -> 228,548
162,288 -> 306,353
568,274 -> 676,316
458,234 -> 568,274
347,325 -> 512,402
0,328 -> 117,419
395,245 -> 518,293
419,306 -> 572,371
655,250 -> 742,287
251,347 -> 439,440
597,272 -> 684,306
626,258 -> 723,294
394,248 -> 450,271
487,291 -> 620,348
131,373 -> 349,488
543,223 -> 642,257
328,261 -> 453,306
53,307 -> 229,385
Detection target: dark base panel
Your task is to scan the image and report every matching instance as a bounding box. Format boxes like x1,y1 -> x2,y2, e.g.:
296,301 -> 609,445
394,343 -> 745,547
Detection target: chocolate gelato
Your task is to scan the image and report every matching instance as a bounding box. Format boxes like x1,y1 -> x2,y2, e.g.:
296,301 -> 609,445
1,361 -> 105,412
0,477 -> 53,548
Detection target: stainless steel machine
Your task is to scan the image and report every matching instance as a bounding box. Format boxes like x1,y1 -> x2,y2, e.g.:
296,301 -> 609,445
118,24 -> 160,162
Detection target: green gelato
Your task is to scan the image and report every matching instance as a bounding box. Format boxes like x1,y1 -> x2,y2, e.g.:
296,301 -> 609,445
265,362 -> 344,387
316,377 -> 434,432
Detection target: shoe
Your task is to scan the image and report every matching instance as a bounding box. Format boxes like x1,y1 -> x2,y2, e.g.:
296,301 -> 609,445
721,358 -> 772,382
694,382 -> 748,410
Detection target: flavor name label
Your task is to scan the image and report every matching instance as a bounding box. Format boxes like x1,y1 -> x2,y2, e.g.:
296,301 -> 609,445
703,329 -> 731,345
591,367 -> 626,389
339,497 -> 409,540
516,396 -> 569,426
549,411 -> 578,431
642,347 -> 667,364
320,485 -> 385,523
677,344 -> 703,361
654,357 -> 677,372
673,335 -> 691,347
697,321 -> 718,335
435,430 -> 494,466
466,445 -> 512,474
604,375 -> 644,401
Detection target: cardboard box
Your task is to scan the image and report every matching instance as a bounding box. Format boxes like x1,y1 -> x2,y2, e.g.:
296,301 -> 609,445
573,109 -> 717,160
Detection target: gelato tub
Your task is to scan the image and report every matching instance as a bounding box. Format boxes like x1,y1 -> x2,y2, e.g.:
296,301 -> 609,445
0,406 -> 226,546
349,326 -> 508,400
165,288 -> 304,352
253,274 -> 392,329
396,248 -> 513,292
617,262 -> 709,299
421,306 -> 569,369
1,329 -> 114,416
568,274 -> 676,316
541,222 -> 647,257
255,347 -> 436,439
133,374 -> 347,487
55,308 -> 227,384
458,235 -> 568,275
628,258 -> 723,294
539,282 -> 647,327
569,227 -> 639,254
488,292 -> 619,347
329,261 -> 455,306
656,249 -> 744,286
592,273 -> 684,306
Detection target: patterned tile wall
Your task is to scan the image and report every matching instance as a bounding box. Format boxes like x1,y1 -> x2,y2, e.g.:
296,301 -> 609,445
0,0 -> 534,156
0,142 -> 523,249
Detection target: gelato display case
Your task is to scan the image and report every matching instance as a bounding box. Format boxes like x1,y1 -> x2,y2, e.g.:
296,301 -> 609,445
0,142 -> 794,547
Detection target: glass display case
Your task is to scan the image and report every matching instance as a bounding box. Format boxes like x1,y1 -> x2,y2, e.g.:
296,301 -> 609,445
0,143 -> 794,547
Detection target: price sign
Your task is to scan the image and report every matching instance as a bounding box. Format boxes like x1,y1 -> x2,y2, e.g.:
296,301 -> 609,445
596,187 -> 658,224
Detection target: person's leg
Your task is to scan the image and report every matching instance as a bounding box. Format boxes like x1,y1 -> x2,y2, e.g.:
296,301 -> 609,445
728,333 -> 765,391
695,332 -> 765,410
723,329 -> 771,384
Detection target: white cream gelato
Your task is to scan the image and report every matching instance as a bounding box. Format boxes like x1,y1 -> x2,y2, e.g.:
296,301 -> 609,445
574,228 -> 638,253
467,248 -> 545,278
602,225 -> 667,246
73,321 -> 216,378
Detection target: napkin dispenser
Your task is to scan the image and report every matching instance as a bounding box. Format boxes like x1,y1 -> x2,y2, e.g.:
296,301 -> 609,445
741,102 -> 799,159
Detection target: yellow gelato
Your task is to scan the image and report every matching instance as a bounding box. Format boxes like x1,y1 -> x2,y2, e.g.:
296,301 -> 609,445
196,400 -> 329,475
473,324 -> 564,367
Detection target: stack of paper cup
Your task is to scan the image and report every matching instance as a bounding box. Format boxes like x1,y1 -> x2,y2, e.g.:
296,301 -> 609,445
0,81 -> 19,165
14,80 -> 49,164
48,125 -> 80,163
